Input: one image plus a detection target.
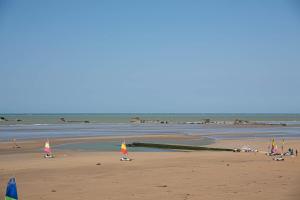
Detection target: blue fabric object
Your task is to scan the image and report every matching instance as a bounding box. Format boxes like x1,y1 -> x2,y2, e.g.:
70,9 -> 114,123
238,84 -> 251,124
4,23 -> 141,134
6,178 -> 18,200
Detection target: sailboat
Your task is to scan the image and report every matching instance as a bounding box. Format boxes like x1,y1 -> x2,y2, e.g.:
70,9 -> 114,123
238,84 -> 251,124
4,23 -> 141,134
120,141 -> 132,161
5,178 -> 18,200
269,138 -> 284,161
271,138 -> 279,155
44,139 -> 54,158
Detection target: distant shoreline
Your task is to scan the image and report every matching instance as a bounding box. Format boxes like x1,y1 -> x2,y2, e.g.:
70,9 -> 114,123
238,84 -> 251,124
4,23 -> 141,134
1,113 -> 300,125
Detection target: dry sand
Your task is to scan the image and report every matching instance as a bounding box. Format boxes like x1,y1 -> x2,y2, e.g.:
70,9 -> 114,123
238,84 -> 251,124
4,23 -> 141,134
0,136 -> 300,200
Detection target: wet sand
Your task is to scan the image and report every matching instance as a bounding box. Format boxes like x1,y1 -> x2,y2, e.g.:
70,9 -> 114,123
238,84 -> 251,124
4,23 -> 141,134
0,134 -> 205,154
0,136 -> 300,200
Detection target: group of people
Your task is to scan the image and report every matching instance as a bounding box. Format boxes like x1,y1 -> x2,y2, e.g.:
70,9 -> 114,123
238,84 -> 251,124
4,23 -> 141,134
284,148 -> 298,156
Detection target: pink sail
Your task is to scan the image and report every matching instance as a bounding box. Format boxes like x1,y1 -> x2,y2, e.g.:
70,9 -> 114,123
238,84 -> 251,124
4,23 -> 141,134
271,138 -> 278,154
44,141 -> 51,154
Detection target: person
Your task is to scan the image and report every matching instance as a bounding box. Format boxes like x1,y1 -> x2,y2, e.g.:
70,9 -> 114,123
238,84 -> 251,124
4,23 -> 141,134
296,149 -> 298,156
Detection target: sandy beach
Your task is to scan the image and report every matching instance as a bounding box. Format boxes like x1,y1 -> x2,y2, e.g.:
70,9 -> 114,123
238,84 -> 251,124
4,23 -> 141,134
1,0 -> 300,198
1,136 -> 300,200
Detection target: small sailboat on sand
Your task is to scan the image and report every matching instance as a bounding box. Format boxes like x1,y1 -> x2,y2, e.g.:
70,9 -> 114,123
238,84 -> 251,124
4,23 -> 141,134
5,177 -> 18,200
271,138 -> 279,154
120,141 -> 132,161
268,138 -> 284,161
44,139 -> 54,158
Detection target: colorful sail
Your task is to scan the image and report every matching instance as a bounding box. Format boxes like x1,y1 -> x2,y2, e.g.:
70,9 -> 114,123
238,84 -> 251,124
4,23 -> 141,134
271,138 -> 277,153
121,142 -> 128,155
44,140 -> 51,154
5,178 -> 18,200
281,139 -> 285,153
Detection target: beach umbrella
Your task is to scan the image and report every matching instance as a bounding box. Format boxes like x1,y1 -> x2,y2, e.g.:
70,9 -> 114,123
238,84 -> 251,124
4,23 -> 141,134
5,177 -> 18,200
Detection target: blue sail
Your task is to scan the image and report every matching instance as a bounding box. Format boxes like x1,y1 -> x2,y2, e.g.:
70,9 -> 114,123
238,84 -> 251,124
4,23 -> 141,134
5,178 -> 18,200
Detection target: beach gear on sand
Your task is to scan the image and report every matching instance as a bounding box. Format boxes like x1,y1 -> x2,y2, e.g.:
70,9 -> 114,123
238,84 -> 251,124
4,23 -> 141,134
120,157 -> 132,161
120,141 -> 132,161
273,156 -> 284,161
5,178 -> 18,200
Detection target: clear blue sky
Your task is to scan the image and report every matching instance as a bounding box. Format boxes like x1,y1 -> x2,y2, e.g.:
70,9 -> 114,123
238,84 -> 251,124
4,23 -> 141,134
0,0 -> 300,113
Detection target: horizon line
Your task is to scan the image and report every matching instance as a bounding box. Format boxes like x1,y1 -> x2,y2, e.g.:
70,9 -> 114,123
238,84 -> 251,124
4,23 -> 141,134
1,112 -> 300,115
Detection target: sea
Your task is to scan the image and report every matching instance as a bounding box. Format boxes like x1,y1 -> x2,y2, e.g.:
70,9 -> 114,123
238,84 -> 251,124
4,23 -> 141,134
1,113 -> 300,141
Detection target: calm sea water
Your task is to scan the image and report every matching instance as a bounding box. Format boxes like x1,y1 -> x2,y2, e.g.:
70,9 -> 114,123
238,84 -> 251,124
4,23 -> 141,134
55,137 -> 215,152
0,113 -> 300,140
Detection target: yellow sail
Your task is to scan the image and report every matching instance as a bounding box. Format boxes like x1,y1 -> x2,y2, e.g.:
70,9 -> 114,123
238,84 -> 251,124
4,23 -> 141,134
121,142 -> 128,154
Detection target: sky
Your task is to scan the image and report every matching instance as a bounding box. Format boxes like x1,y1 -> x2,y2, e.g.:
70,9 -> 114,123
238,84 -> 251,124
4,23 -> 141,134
0,0 -> 300,113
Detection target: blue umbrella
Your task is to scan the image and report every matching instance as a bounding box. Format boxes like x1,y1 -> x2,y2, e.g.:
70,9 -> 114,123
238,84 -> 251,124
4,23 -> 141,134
5,178 -> 18,200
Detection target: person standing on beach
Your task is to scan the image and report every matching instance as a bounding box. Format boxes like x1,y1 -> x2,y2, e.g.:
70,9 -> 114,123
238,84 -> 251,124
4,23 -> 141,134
296,149 -> 298,156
